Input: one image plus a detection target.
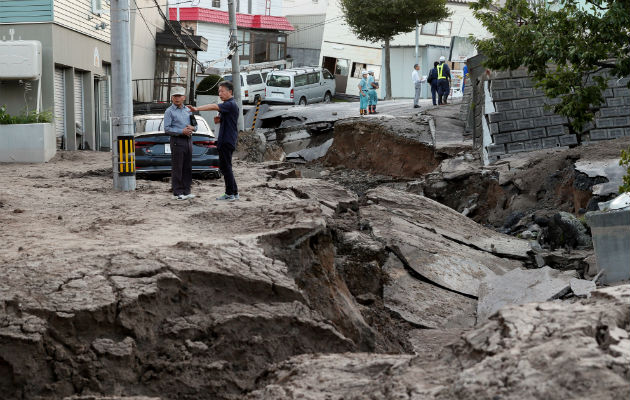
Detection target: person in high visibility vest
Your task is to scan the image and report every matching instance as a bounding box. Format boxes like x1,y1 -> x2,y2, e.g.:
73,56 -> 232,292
358,70 -> 370,115
436,56 -> 451,105
367,70 -> 378,114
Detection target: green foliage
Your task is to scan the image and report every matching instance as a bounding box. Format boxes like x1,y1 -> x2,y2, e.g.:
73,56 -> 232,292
0,105 -> 53,124
339,0 -> 450,43
620,146 -> 630,193
470,0 -> 630,131
195,74 -> 223,96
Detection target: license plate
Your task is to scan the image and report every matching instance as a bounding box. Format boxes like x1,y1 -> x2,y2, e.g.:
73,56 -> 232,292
164,143 -> 171,154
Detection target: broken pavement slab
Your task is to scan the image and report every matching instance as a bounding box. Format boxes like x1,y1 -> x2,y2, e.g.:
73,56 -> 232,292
366,186 -> 531,260
363,187 -> 526,297
477,266 -> 577,322
383,254 -> 477,329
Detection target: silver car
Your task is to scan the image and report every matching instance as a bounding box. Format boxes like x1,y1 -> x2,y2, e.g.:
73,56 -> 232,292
265,67 -> 336,105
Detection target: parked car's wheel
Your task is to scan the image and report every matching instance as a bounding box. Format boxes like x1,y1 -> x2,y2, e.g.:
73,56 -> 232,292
324,91 -> 332,103
299,97 -> 307,106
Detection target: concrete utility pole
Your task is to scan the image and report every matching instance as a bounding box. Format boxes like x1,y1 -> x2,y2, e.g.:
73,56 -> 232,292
111,0 -> 136,191
415,20 -> 419,66
228,0 -> 245,131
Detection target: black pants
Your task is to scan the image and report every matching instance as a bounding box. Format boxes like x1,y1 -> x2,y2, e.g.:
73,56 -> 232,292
437,79 -> 450,104
218,143 -> 238,195
170,136 -> 192,196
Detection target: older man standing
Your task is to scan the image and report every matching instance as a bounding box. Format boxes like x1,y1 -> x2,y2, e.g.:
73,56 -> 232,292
411,64 -> 426,108
164,87 -> 196,200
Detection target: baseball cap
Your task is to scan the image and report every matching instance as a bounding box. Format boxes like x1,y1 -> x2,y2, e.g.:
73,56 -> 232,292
171,87 -> 186,96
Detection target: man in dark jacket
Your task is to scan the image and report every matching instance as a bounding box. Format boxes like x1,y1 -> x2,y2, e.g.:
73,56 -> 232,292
188,81 -> 240,201
164,87 -> 197,200
428,61 -> 439,106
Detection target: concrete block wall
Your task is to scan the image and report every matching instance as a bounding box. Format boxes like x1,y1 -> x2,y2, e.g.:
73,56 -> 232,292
587,76 -> 630,142
482,70 -> 630,162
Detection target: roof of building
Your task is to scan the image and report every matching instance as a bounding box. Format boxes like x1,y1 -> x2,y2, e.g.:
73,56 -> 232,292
169,8 -> 295,31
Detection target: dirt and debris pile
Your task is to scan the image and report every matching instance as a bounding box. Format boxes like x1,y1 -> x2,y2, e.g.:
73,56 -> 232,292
323,117 -> 441,178
248,284 -> 630,400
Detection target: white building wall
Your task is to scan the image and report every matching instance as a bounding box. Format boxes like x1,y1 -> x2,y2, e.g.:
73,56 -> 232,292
196,22 -> 232,70
283,0 -> 328,15
390,2 -> 490,47
54,0 -> 111,43
131,0 -> 166,80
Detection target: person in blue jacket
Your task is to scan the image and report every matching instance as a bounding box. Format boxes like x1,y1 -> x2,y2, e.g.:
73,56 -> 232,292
462,62 -> 469,94
358,70 -> 370,115
428,61 -> 439,106
367,70 -> 378,114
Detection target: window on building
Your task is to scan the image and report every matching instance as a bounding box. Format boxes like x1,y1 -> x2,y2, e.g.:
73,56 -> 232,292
334,59 -> 349,76
366,64 -> 381,80
421,21 -> 452,36
212,0 -> 221,7
351,62 -> 368,79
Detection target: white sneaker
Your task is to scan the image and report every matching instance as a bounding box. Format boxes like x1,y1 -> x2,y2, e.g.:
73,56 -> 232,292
174,194 -> 187,200
184,193 -> 196,199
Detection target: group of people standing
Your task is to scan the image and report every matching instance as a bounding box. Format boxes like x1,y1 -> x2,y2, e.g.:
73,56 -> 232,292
358,70 -> 379,115
415,55 -> 452,108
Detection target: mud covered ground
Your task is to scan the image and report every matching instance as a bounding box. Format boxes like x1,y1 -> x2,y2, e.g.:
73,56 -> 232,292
1,126 -> 628,399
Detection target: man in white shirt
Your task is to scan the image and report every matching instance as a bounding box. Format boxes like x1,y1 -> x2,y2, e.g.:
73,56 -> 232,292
411,64 -> 426,108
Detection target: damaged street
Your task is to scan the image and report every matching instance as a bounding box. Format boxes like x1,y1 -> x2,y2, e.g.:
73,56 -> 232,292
1,99 -> 629,400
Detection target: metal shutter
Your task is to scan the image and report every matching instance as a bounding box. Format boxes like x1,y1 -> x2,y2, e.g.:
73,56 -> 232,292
74,72 -> 84,142
54,68 -> 66,148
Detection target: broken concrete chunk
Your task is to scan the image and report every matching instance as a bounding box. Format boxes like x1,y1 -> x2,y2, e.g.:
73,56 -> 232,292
570,278 -> 597,298
477,266 -> 577,322
383,255 -> 476,329
286,138 -> 333,162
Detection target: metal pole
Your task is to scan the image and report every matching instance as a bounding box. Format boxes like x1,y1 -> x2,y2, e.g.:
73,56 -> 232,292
228,0 -> 244,131
415,19 -> 419,66
111,0 -> 136,191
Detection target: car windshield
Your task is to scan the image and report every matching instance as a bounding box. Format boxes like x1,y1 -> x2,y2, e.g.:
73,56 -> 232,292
267,75 -> 291,88
222,74 -> 244,86
134,117 -> 210,134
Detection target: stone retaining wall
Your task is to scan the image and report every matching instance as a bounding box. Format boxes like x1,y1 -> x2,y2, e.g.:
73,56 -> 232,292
463,55 -> 630,163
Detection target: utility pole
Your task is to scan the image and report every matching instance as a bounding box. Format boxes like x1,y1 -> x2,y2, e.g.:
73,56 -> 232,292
228,0 -> 244,131
111,0 -> 136,191
415,19 -> 419,66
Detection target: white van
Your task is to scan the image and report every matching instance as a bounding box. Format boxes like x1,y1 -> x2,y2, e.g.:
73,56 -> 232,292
222,70 -> 266,104
265,67 -> 336,105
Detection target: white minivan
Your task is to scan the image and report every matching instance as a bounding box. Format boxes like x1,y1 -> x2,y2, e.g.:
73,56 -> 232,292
265,67 -> 336,105
222,70 -> 266,104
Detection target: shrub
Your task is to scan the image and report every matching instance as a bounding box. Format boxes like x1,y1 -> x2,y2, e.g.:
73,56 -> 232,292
0,105 -> 53,124
195,74 -> 223,96
620,147 -> 630,193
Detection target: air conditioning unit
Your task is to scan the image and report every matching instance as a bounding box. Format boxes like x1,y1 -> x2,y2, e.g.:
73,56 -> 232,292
0,40 -> 42,80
